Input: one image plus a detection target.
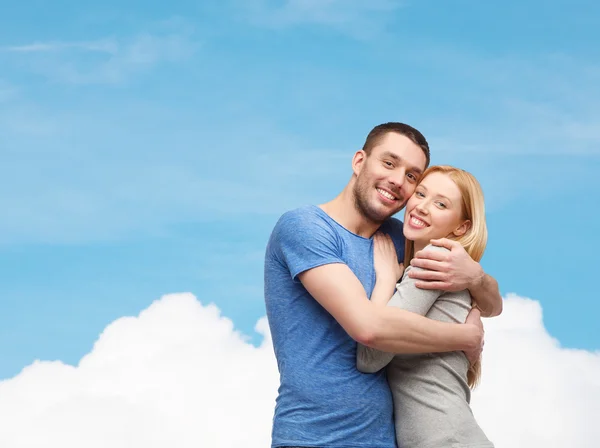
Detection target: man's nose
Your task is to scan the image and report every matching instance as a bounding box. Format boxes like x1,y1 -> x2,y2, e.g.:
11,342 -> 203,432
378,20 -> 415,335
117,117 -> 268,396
389,169 -> 406,188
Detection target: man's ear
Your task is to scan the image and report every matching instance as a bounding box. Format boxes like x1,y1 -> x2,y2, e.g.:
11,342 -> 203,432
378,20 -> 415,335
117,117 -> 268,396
453,220 -> 471,238
352,150 -> 367,177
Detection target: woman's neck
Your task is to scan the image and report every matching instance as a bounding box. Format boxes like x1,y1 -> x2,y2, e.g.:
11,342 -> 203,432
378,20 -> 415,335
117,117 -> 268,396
413,239 -> 427,254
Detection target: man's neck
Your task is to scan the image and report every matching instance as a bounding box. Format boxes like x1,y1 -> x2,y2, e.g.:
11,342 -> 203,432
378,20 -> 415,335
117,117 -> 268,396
319,187 -> 381,239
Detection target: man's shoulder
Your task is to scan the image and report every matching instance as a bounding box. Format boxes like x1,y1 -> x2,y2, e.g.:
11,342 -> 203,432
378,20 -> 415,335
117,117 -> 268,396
382,216 -> 403,231
380,216 -> 405,240
275,205 -> 332,231
269,205 -> 337,248
278,204 -> 320,221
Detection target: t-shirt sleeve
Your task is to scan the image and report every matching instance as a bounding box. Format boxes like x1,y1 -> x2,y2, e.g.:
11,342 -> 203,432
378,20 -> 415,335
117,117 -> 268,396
271,209 -> 345,280
356,245 -> 446,373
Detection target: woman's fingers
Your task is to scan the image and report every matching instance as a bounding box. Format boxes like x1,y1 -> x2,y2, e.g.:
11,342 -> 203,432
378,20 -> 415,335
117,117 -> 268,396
374,232 -> 398,264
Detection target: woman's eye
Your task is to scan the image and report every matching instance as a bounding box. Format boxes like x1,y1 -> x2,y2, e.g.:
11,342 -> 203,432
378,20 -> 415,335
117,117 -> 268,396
436,201 -> 446,208
416,191 -> 425,198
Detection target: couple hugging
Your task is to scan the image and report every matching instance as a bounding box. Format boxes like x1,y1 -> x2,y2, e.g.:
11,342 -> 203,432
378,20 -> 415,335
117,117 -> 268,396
264,122 -> 502,448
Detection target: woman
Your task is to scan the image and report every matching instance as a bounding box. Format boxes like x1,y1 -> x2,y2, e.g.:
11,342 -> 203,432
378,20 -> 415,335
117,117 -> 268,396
356,165 -> 493,448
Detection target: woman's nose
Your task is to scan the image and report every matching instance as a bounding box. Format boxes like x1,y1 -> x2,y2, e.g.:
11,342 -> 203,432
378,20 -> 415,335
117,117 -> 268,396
416,203 -> 429,215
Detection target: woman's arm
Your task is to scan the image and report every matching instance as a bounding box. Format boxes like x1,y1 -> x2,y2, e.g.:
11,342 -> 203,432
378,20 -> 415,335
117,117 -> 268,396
356,242 -> 447,373
408,238 -> 502,317
356,266 -> 445,372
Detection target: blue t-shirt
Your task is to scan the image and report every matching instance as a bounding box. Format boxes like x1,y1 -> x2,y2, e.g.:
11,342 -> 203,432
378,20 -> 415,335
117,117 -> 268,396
264,205 -> 405,448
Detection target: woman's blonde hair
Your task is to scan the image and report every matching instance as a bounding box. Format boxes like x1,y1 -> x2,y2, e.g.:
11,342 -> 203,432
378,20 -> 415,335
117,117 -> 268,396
403,165 -> 488,388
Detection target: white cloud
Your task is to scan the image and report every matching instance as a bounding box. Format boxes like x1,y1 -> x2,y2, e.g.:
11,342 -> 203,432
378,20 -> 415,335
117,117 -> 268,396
242,0 -> 403,38
1,29 -> 197,85
471,294 -> 600,447
0,294 -> 278,447
0,293 -> 598,447
2,40 -> 119,54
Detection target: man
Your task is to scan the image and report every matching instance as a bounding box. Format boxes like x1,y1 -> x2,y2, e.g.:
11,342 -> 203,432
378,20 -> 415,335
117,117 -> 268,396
264,122 -> 502,448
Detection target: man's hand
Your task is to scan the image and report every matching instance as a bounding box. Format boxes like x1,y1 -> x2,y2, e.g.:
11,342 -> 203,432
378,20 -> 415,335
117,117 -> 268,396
463,307 -> 484,365
408,238 -> 484,291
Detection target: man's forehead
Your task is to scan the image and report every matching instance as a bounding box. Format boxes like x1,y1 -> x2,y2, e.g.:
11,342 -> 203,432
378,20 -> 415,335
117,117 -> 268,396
372,133 -> 427,168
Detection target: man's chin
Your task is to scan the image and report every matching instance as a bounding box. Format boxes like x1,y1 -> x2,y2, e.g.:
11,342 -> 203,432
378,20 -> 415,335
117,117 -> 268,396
380,200 -> 404,215
369,205 -> 401,222
375,197 -> 405,214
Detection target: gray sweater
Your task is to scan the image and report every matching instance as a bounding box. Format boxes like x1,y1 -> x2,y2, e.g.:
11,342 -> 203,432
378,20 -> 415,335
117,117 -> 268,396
357,245 -> 494,448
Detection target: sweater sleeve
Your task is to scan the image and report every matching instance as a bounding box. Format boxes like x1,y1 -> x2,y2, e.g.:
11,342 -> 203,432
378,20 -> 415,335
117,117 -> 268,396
356,245 -> 447,373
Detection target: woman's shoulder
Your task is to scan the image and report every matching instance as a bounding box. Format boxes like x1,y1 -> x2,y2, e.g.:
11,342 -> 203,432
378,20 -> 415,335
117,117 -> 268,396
422,243 -> 451,253
401,243 -> 451,279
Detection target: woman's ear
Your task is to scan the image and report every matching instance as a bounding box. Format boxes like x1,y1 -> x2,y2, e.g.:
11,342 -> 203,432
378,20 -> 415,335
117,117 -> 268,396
351,150 -> 367,177
453,220 -> 471,238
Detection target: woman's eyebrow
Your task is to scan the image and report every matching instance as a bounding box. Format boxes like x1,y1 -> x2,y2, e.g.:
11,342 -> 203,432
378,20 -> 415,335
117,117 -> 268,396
436,194 -> 453,204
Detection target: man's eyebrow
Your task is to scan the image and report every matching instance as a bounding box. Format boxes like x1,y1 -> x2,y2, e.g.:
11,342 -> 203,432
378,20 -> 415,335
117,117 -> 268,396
381,151 -> 424,174
381,150 -> 400,161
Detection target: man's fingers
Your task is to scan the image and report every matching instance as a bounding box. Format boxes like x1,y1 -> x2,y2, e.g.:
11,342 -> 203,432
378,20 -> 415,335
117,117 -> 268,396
429,237 -> 459,250
412,249 -> 448,262
409,268 -> 447,281
464,307 -> 485,365
414,280 -> 451,290
409,258 -> 446,272
467,306 -> 481,319
466,307 -> 483,326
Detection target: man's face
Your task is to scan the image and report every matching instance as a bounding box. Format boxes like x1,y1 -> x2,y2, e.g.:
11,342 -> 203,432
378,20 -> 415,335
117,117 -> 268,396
352,132 -> 427,224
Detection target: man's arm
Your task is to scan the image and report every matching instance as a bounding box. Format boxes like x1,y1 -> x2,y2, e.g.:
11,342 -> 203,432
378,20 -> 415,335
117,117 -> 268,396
468,273 -> 502,317
298,263 -> 483,355
408,238 -> 503,317
357,263 -> 444,373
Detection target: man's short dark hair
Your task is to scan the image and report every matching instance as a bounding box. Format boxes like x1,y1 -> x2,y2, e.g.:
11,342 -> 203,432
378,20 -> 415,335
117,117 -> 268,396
362,122 -> 430,168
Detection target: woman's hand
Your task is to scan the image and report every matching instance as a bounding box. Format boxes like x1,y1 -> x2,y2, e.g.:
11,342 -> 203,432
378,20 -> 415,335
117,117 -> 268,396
373,232 -> 404,287
370,233 -> 404,306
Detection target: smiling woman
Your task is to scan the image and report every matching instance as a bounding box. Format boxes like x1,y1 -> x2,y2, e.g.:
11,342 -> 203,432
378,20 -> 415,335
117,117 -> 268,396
357,165 -> 493,448
403,166 -> 487,265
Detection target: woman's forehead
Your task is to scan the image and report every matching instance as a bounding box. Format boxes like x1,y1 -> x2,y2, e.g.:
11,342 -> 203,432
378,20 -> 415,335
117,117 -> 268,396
420,172 -> 462,199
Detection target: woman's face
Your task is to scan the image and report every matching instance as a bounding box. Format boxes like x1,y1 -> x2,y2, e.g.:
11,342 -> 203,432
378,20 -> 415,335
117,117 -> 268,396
403,171 -> 469,244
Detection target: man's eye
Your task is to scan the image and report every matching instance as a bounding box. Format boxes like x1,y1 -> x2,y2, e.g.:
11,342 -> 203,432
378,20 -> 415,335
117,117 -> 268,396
384,161 -> 393,167
407,173 -> 416,182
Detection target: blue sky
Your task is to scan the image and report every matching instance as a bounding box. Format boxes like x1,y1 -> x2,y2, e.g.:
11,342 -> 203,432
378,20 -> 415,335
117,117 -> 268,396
1,0 -> 599,380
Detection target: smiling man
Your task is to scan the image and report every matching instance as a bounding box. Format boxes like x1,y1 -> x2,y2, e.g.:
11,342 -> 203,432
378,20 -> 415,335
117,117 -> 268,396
263,122 -> 502,448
